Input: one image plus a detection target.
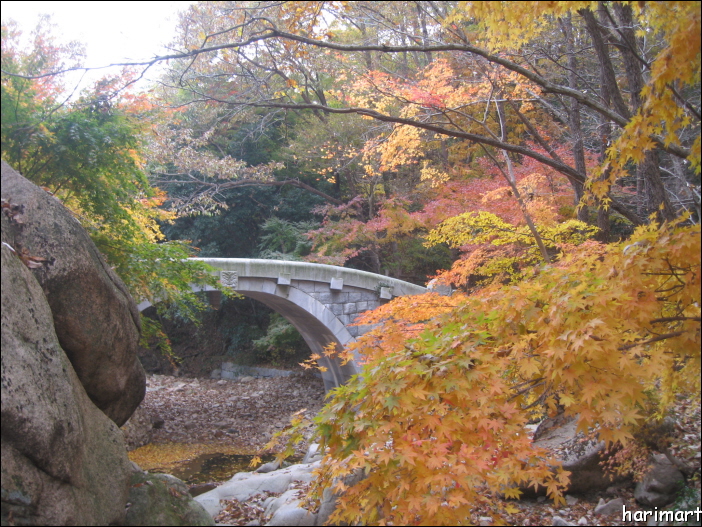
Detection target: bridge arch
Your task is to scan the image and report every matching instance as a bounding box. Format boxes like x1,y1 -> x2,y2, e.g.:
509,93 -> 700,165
138,259 -> 426,391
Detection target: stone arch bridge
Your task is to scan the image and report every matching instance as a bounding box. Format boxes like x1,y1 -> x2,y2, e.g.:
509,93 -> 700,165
138,259 -> 426,391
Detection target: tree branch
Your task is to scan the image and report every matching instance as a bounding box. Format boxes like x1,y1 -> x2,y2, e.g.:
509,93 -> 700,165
618,331 -> 687,351
152,173 -> 343,205
238,100 -> 643,225
2,28 -> 691,161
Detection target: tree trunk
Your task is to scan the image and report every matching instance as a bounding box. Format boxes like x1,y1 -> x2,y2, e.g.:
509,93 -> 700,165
562,14 -> 589,222
591,6 -> 614,241
610,4 -> 676,221
495,100 -> 551,262
580,7 -> 631,120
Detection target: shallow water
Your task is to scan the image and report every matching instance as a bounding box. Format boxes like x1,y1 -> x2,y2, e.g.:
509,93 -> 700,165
129,441 -> 305,496
151,452 -> 277,486
150,451 -> 304,497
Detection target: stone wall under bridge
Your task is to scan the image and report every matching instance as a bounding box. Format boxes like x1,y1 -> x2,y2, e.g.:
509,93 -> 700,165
138,258 -> 427,391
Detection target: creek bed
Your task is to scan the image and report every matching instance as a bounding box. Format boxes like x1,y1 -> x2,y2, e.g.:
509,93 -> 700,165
153,452 -> 278,496
128,441 -> 306,497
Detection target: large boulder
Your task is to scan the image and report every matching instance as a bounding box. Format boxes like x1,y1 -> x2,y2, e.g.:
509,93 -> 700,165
1,213 -> 133,525
124,471 -> 214,526
520,414 -> 627,496
1,161 -> 145,426
634,453 -> 686,507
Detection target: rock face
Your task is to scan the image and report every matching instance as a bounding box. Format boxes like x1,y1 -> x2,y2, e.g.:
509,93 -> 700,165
1,163 -> 214,525
121,406 -> 158,451
1,213 -> 133,525
1,160 -> 145,426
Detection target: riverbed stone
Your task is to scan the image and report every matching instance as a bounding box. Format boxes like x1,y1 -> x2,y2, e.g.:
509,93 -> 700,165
634,454 -> 685,507
316,487 -> 338,527
521,414 -> 623,495
265,489 -> 301,517
196,470 -> 292,516
195,462 -> 319,517
261,486 -> 318,525
594,497 -> 624,516
302,443 -> 322,464
124,472 -> 214,526
314,467 -> 367,526
266,503 -> 316,526
256,460 -> 282,473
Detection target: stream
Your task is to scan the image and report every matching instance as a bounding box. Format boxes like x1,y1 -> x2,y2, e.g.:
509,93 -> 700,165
152,452 -> 277,496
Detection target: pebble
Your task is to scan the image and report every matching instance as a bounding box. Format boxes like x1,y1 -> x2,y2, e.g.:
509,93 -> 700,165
594,497 -> 624,516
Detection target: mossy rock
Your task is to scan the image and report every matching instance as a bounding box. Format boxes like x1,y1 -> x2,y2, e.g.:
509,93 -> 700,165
124,472 -> 214,526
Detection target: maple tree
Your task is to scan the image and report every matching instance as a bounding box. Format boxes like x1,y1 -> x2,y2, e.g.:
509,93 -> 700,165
264,217 -> 700,526
304,146 -> 588,283
213,3 -> 700,524
132,1 -> 699,286
165,1 -> 696,224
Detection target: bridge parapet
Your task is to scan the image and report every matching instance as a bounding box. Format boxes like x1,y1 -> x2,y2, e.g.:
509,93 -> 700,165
193,258 -> 426,339
193,258 -> 426,296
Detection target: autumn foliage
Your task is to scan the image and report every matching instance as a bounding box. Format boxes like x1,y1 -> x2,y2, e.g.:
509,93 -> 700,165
302,218 -> 700,525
